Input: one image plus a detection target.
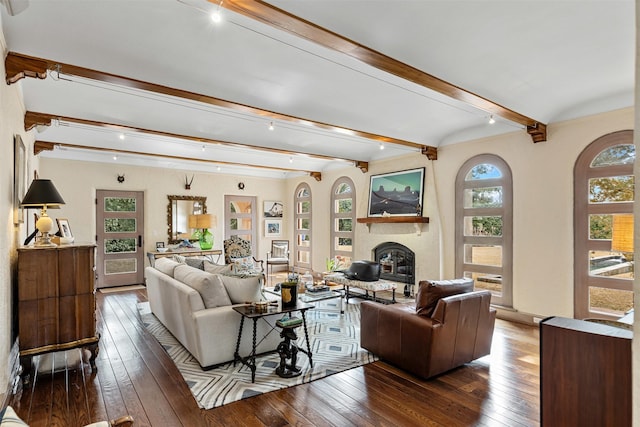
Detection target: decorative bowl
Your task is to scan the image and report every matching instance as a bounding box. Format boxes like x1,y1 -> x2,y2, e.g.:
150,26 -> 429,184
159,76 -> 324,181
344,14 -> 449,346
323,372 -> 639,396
157,247 -> 169,253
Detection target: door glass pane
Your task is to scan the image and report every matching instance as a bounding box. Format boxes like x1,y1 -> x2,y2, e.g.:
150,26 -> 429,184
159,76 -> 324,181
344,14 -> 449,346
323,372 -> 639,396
337,218 -> 352,232
297,234 -> 310,247
105,258 -> 137,275
105,238 -> 136,254
335,199 -> 352,213
589,251 -> 634,278
298,218 -> 310,230
464,244 -> 502,267
104,218 -> 136,233
589,176 -> 634,203
463,187 -> 503,208
336,237 -> 352,251
589,214 -> 612,240
465,163 -> 502,181
591,144 -> 635,167
104,197 -> 136,212
297,250 -> 310,264
464,216 -> 502,237
589,286 -> 634,315
229,201 -> 252,214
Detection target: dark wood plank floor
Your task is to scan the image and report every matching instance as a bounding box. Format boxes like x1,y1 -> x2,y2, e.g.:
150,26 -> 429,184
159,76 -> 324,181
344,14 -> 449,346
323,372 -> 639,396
9,289 -> 540,426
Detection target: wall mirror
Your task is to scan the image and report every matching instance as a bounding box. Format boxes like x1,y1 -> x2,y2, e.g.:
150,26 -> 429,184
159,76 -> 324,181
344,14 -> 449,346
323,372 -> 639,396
167,195 -> 207,244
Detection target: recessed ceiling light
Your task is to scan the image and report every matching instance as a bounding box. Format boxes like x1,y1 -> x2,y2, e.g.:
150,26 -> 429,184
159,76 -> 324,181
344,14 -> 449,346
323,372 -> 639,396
379,143 -> 385,150
119,133 -> 125,140
211,10 -> 222,23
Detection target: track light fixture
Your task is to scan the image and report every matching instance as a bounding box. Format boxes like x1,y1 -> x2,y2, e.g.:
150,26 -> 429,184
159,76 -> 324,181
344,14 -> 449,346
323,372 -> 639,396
211,0 -> 223,23
489,115 -> 496,125
269,121 -> 275,131
379,143 -> 385,150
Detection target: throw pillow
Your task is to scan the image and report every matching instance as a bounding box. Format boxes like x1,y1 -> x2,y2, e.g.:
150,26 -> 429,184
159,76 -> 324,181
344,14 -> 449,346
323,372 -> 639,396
203,261 -> 232,275
220,275 -> 262,304
173,255 -> 206,270
271,244 -> 287,258
174,264 -> 232,308
0,406 -> 28,426
231,256 -> 255,273
154,257 -> 181,277
415,278 -> 474,317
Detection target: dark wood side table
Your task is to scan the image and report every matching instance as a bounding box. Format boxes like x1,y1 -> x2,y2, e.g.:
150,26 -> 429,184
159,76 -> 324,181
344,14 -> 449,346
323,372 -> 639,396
17,244 -> 99,380
233,301 -> 314,383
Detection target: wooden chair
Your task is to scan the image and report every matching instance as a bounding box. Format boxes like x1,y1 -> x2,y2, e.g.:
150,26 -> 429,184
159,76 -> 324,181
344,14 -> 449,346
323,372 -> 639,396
266,240 -> 290,279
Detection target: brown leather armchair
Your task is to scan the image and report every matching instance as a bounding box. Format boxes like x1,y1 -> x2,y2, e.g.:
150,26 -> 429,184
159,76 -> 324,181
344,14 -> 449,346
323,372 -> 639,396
360,289 -> 496,379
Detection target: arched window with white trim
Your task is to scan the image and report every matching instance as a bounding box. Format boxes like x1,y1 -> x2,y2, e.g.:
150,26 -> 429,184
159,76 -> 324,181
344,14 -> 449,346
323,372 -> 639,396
294,183 -> 312,273
330,177 -> 355,269
574,130 -> 634,319
455,154 -> 513,307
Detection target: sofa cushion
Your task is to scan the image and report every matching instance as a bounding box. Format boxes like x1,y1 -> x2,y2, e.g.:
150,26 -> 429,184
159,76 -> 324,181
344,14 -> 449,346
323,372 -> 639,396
173,254 -> 206,270
203,261 -> 232,275
174,264 -> 232,308
154,257 -> 181,277
220,274 -> 262,304
416,278 -> 474,317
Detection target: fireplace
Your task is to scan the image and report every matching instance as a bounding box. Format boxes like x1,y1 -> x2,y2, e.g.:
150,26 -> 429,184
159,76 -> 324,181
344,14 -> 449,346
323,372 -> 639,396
373,242 -> 415,296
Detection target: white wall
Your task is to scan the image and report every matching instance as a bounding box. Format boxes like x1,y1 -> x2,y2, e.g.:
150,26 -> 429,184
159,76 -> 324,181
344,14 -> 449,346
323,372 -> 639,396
38,159 -> 288,262
0,16 -> 37,402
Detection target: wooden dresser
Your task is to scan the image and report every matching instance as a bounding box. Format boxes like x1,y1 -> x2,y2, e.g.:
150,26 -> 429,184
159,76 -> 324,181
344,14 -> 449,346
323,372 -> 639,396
17,244 -> 99,373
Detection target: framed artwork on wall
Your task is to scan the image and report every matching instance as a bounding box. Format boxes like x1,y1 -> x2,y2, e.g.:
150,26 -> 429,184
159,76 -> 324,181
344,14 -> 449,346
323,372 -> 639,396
368,167 -> 425,217
265,219 -> 282,237
264,200 -> 283,218
13,135 -> 26,225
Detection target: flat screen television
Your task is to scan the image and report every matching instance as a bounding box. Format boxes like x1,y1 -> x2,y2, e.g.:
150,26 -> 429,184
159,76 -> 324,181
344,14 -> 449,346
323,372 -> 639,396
343,260 -> 381,282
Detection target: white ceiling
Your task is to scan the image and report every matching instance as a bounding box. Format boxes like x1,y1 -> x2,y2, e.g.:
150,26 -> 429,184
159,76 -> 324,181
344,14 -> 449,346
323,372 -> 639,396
1,0 -> 635,179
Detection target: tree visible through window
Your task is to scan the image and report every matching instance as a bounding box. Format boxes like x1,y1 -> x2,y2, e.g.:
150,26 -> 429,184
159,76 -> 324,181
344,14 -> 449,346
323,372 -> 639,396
294,183 -> 312,272
331,177 -> 355,269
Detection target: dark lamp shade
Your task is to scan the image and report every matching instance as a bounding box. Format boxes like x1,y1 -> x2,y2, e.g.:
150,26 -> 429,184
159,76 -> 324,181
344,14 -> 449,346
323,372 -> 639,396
20,179 -> 65,207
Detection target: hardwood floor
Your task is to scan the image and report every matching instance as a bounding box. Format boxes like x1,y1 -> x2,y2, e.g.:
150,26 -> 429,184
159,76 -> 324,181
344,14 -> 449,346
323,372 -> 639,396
9,289 -> 540,426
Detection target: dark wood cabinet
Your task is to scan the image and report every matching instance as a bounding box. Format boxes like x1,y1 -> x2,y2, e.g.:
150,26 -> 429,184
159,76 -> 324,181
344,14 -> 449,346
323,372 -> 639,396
17,244 -> 99,372
540,316 -> 632,426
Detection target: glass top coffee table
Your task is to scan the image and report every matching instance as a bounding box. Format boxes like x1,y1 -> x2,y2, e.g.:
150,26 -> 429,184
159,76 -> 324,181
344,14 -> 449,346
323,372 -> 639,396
299,290 -> 344,314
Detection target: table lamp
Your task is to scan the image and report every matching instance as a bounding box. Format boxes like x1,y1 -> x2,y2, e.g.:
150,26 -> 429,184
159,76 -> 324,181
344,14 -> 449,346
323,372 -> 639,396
189,213 -> 216,250
20,179 -> 65,246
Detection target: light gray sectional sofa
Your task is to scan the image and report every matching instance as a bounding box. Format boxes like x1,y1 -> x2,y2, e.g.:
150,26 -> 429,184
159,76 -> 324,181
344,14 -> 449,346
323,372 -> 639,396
145,257 -> 282,369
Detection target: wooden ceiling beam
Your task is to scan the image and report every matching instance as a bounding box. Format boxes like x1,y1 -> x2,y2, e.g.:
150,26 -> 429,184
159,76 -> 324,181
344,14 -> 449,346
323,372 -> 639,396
7,52 -> 435,156
219,0 -> 547,143
34,140 -> 321,176
24,111 -> 353,167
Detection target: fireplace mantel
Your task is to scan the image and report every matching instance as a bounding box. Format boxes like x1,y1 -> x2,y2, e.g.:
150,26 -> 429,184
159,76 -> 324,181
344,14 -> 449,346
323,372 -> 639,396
357,216 -> 429,235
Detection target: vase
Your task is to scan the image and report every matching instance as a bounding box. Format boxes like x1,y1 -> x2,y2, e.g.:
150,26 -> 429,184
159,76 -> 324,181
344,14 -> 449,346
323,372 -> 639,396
199,229 -> 214,250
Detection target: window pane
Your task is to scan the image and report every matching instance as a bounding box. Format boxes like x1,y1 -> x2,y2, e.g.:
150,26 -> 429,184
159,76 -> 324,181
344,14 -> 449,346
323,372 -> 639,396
589,286 -> 634,315
589,251 -> 634,278
104,197 -> 136,212
464,271 -> 502,295
464,244 -> 502,267
297,250 -> 310,264
589,214 -> 612,240
298,218 -> 310,230
589,176 -> 634,203
105,258 -> 137,275
335,199 -> 352,213
104,218 -> 136,233
591,144 -> 635,167
298,201 -> 310,214
297,188 -> 310,198
229,201 -> 251,214
336,237 -> 352,251
105,238 -> 136,254
337,218 -> 352,232
464,216 -> 502,237
465,163 -> 502,181
463,186 -> 503,208
229,218 -> 238,230
336,183 -> 352,194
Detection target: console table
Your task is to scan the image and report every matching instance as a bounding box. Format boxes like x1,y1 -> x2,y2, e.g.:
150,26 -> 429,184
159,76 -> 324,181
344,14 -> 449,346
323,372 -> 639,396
18,244 -> 99,378
146,248 -> 222,266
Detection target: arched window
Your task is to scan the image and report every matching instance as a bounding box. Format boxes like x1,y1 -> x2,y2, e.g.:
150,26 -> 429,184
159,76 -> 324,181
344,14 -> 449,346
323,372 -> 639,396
294,183 -> 312,273
574,130 -> 634,319
330,177 -> 355,269
455,154 -> 513,307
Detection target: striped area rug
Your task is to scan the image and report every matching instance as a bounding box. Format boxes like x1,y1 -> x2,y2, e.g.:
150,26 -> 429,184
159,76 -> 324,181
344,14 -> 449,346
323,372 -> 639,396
139,300 -> 377,409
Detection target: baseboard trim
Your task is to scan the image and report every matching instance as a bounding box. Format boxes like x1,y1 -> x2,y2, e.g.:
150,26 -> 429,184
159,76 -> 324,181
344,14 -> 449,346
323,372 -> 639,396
495,307 -> 541,326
